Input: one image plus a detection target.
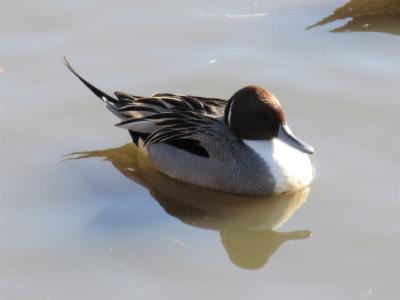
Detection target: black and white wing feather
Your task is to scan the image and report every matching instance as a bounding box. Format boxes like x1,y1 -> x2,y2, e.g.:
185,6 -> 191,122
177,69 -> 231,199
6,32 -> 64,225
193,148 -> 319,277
115,93 -> 227,119
116,111 -> 238,159
65,58 -> 232,157
64,58 -> 227,119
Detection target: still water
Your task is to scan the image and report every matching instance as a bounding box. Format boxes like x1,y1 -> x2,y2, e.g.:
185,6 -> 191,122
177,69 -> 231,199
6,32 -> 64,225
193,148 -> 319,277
1,0 -> 399,299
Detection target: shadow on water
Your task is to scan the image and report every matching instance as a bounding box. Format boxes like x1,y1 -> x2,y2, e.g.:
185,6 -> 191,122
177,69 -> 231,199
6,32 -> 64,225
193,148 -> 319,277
308,0 -> 400,35
67,144 -> 312,270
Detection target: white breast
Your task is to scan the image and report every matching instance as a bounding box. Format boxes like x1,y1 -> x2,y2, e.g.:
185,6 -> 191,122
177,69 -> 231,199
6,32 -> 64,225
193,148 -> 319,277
244,139 -> 314,194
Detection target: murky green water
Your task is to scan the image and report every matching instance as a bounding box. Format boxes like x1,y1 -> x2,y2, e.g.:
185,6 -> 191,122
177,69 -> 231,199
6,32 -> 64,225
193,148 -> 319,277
1,0 -> 399,299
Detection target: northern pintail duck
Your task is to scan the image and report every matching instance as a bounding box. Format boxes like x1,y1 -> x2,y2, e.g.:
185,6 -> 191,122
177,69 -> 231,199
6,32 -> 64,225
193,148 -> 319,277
65,59 -> 314,196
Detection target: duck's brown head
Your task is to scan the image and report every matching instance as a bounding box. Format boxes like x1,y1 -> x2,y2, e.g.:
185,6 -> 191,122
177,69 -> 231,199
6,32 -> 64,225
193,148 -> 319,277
225,85 -> 314,154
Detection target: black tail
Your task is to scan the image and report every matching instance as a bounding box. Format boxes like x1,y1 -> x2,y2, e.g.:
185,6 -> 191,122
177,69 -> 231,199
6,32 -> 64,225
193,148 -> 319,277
63,57 -> 119,105
64,57 -> 146,145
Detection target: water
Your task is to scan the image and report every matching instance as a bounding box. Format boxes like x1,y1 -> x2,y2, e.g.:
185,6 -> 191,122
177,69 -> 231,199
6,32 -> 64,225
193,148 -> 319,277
1,0 -> 399,299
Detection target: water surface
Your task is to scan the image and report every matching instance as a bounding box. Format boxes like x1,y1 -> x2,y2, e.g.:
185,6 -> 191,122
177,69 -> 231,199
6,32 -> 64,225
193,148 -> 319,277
1,0 -> 399,299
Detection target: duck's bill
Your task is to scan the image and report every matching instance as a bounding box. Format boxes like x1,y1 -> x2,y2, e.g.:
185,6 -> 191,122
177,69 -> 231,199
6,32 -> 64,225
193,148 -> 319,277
277,124 -> 314,154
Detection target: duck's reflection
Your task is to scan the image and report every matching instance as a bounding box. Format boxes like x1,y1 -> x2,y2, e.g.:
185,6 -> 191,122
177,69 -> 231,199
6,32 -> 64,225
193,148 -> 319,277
68,143 -> 311,270
308,0 -> 400,35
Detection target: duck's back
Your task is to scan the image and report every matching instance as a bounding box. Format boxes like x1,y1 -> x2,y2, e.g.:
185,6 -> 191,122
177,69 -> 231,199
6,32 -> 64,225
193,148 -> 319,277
113,92 -> 227,145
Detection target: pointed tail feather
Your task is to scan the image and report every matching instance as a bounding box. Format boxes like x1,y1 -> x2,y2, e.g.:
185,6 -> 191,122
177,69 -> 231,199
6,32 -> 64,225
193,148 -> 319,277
63,57 -> 124,117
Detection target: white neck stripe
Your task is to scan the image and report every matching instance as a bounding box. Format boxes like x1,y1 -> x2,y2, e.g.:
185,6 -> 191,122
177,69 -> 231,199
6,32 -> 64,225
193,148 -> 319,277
227,99 -> 234,126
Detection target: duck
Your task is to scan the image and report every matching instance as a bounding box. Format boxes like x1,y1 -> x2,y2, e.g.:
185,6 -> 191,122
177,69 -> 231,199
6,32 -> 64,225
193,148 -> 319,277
65,58 -> 315,196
